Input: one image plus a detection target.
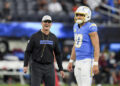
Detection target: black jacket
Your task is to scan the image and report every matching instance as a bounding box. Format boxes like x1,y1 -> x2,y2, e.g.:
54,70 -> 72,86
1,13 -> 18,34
24,30 -> 63,71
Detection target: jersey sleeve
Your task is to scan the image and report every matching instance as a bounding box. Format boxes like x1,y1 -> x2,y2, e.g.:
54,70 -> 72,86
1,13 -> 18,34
88,23 -> 98,33
54,36 -> 63,71
24,35 -> 34,67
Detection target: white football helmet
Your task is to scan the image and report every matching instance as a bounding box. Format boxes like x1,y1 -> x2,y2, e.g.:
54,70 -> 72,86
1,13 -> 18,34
74,6 -> 91,24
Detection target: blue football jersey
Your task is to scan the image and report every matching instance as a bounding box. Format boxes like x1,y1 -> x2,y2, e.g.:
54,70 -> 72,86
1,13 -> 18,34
73,22 -> 98,60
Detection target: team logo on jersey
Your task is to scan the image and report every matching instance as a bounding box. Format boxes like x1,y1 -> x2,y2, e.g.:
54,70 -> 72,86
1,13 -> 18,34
40,40 -> 53,45
74,28 -> 76,32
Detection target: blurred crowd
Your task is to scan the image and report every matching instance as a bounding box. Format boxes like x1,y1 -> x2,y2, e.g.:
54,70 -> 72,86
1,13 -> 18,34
95,46 -> 120,85
0,0 -> 120,23
61,44 -> 120,86
0,0 -> 120,85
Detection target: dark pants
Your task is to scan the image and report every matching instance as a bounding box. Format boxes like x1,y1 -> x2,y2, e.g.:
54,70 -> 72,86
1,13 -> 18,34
31,61 -> 55,86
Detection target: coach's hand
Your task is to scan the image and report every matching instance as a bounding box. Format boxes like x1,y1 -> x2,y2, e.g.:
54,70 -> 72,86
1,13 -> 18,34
23,66 -> 28,73
93,65 -> 99,74
60,71 -> 65,78
67,62 -> 73,72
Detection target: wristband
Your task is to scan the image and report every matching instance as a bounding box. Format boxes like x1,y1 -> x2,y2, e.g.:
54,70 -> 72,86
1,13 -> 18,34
93,61 -> 98,65
69,59 -> 74,63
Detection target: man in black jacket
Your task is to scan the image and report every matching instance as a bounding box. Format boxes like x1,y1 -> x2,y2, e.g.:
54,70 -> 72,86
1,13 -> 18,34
23,15 -> 64,86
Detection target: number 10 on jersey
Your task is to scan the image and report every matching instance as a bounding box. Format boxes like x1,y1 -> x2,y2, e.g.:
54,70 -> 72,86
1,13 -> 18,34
75,34 -> 83,48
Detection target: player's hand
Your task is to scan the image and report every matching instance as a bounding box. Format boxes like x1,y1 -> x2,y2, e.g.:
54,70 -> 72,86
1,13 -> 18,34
93,65 -> 99,75
23,66 -> 28,73
60,71 -> 65,78
67,62 -> 73,72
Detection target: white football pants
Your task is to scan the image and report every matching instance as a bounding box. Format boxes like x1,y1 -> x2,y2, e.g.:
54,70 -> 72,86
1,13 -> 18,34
74,59 -> 93,86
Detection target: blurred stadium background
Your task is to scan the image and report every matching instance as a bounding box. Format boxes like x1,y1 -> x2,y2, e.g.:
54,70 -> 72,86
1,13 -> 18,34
0,0 -> 120,86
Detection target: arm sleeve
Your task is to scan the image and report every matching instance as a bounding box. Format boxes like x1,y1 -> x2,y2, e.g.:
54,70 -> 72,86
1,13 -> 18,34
24,36 -> 34,67
88,23 -> 98,34
54,37 -> 63,71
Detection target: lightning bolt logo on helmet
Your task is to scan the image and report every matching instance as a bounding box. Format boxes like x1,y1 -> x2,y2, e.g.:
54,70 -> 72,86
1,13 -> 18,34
74,6 -> 91,24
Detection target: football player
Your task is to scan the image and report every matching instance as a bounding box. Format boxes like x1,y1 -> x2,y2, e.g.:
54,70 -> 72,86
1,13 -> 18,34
67,6 -> 100,86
